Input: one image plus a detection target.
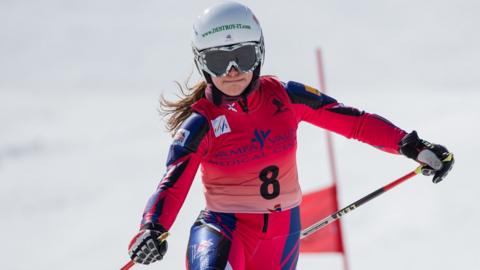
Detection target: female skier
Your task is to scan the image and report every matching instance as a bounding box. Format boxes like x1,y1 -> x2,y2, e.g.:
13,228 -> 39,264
126,2 -> 454,269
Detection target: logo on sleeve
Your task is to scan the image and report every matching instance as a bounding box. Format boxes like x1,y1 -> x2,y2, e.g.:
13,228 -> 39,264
305,85 -> 321,96
211,115 -> 231,137
172,128 -> 190,147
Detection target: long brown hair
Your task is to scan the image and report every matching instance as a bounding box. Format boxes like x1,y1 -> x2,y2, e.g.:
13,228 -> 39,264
159,80 -> 207,135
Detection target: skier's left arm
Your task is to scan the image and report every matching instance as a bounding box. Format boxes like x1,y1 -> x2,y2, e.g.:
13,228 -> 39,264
283,81 -> 454,182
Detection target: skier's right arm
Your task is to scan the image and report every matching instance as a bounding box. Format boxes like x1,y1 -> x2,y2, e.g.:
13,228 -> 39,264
128,112 -> 210,265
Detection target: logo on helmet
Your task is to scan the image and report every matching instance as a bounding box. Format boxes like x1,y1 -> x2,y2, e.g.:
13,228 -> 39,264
201,24 -> 252,38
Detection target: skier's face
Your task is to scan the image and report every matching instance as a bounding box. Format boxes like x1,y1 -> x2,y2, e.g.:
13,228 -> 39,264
211,67 -> 253,96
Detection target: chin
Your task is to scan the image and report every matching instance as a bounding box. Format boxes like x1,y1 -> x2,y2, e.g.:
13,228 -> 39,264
222,88 -> 244,96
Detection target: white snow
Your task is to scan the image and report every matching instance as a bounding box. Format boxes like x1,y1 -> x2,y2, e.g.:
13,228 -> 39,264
1,0 -> 479,269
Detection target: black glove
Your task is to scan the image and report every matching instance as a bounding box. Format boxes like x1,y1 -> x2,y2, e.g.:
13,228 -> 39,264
399,131 -> 454,183
128,223 -> 169,265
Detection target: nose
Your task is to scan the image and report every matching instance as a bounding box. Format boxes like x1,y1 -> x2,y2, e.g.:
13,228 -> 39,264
226,66 -> 240,77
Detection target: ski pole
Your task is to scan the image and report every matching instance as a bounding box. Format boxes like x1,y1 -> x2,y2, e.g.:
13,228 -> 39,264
120,232 -> 170,270
120,260 -> 134,270
300,165 -> 424,239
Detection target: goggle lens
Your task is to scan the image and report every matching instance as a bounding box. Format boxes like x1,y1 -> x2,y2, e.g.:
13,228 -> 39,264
201,44 -> 259,77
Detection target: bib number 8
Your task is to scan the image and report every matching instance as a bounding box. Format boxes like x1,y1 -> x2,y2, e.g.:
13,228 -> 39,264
259,165 -> 280,200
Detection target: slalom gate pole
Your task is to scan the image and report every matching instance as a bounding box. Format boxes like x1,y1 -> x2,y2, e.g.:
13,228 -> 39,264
300,165 -> 423,239
120,232 -> 170,270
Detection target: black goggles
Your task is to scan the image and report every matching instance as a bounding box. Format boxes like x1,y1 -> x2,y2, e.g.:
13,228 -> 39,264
196,42 -> 262,77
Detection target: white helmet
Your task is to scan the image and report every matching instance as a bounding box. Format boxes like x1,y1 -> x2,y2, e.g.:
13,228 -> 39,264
192,1 -> 265,78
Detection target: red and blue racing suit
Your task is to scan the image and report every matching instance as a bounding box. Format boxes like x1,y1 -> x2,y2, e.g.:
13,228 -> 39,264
140,76 -> 407,269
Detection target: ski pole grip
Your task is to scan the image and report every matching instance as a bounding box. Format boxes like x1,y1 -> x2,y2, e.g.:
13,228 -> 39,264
120,232 -> 170,270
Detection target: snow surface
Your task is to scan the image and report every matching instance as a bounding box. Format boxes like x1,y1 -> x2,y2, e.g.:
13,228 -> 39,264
1,0 -> 479,269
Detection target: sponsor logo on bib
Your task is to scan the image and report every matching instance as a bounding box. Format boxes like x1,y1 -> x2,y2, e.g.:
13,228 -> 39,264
211,115 -> 231,137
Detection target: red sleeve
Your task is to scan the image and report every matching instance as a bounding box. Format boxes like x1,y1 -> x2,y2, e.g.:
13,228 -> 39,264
140,112 -> 209,230
283,81 -> 407,154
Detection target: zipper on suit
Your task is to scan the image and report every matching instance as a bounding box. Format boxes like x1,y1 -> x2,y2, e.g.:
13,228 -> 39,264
262,213 -> 269,233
